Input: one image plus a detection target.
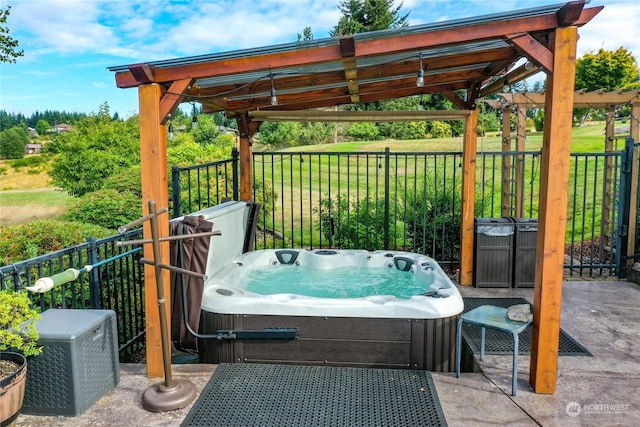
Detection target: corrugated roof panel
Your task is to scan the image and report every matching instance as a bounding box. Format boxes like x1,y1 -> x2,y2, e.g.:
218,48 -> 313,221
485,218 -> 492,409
107,3 -> 565,74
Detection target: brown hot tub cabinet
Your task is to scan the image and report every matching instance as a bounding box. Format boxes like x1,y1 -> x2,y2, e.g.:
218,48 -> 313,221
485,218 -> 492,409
199,312 -> 460,372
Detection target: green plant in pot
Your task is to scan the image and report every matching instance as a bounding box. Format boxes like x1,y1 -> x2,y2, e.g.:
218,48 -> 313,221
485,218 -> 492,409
0,290 -> 42,427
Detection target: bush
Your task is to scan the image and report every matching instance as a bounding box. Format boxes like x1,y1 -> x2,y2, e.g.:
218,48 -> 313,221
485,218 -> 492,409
63,189 -> 142,230
0,220 -> 113,265
534,109 -> 544,132
11,155 -> 48,168
0,290 -> 42,357
103,166 -> 142,198
388,121 -> 427,140
299,122 -> 336,145
343,122 -> 379,141
259,121 -> 302,147
429,121 -> 453,138
403,176 -> 461,260
315,193 -> 409,250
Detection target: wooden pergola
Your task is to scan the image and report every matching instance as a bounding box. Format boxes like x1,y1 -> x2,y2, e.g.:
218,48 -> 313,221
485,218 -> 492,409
486,90 -> 640,267
109,1 -> 602,394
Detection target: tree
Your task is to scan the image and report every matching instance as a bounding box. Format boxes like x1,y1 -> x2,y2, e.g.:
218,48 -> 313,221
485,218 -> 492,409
330,0 -> 409,37
574,47 -> 639,125
0,127 -> 29,159
36,119 -> 50,137
575,47 -> 639,91
0,6 -> 23,63
49,107 -> 140,196
297,26 -> 314,43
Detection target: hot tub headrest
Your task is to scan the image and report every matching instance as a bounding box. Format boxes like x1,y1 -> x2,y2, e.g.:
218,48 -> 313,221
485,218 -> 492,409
393,256 -> 414,272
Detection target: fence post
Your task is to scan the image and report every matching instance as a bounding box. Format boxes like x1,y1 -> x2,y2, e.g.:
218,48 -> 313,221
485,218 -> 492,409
87,237 -> 101,309
232,146 -> 240,201
383,147 -> 390,250
616,138 -> 634,278
171,165 -> 181,218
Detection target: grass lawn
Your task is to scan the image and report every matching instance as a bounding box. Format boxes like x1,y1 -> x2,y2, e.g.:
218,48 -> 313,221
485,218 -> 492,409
0,159 -> 73,227
0,188 -> 73,227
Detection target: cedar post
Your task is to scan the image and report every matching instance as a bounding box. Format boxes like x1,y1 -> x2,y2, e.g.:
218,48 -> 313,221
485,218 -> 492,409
627,100 -> 640,268
529,26 -> 577,393
459,109 -> 478,286
139,84 -> 171,378
501,104 -> 513,217
236,114 -> 254,201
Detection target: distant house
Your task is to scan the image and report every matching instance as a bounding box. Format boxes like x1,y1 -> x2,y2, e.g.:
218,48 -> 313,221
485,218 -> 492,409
25,143 -> 42,155
27,127 -> 39,138
49,123 -> 73,133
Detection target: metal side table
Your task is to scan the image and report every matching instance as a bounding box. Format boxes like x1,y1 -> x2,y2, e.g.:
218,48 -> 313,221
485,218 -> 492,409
456,305 -> 533,396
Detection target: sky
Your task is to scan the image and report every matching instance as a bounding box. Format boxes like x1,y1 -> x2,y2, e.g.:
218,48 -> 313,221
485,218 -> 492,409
1,0 -> 639,119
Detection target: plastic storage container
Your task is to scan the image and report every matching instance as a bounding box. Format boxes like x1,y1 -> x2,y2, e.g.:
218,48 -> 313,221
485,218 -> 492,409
473,218 -> 514,287
22,309 -> 120,416
513,218 -> 538,288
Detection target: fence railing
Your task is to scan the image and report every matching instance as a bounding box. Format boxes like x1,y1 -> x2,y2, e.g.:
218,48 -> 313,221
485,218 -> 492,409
0,144 -> 632,363
0,229 -> 146,362
170,148 -> 239,218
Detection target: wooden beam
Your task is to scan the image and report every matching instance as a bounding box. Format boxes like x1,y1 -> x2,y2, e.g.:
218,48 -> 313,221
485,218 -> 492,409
459,109 -> 478,286
498,91 -> 640,109
248,110 -> 471,122
529,26 -> 578,394
480,63 -> 542,97
556,1 -> 585,26
138,83 -> 170,378
159,79 -> 193,124
506,32 -> 553,72
340,36 -> 360,104
223,68 -> 480,112
129,63 -> 155,84
442,91 -> 468,111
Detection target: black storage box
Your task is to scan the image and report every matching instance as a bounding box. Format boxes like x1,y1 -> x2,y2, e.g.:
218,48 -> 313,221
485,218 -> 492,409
22,309 -> 120,416
513,218 -> 538,288
473,217 -> 514,287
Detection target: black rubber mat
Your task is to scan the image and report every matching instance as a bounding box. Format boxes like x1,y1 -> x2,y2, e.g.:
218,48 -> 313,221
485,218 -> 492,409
181,363 -> 447,427
462,297 -> 591,356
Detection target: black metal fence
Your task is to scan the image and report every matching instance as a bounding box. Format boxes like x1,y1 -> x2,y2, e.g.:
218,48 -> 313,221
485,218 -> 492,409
249,148 -> 625,276
1,143 -> 632,362
0,229 -> 146,362
170,148 -> 239,218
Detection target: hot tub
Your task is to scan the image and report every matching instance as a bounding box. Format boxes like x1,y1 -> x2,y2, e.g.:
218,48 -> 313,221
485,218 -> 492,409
199,248 -> 463,372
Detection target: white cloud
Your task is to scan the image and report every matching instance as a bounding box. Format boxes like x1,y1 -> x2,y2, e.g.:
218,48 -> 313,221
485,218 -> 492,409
11,0 -> 118,55
576,2 -> 640,59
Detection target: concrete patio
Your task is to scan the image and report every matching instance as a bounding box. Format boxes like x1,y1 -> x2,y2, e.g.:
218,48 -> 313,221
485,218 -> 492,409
14,280 -> 640,427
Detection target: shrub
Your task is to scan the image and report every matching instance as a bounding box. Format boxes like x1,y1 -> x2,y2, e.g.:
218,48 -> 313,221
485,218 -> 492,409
534,109 -> 545,132
403,176 -> 461,260
388,121 -> 427,140
0,220 -> 113,265
63,189 -> 142,230
0,290 -> 42,357
343,122 -> 379,141
429,121 -> 453,138
315,193 -> 409,250
259,121 -> 302,147
11,155 -> 47,168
